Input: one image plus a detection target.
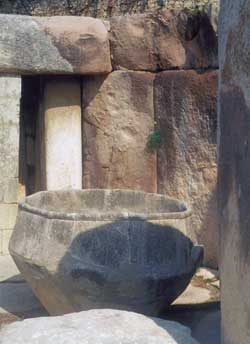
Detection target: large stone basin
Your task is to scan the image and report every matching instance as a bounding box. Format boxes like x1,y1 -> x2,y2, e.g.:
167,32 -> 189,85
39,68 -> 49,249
9,189 -> 203,316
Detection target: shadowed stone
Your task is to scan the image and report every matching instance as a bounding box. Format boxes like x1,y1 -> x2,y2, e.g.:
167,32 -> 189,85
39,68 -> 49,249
219,0 -> 250,343
155,70 -> 218,268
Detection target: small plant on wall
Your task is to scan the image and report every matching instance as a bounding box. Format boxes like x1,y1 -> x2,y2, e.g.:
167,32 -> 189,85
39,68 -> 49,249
147,128 -> 161,151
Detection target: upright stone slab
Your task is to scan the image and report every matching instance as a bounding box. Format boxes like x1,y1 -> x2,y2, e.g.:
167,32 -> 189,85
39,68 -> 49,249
43,79 -> 82,190
219,1 -> 250,343
155,70 -> 218,268
82,71 -> 157,192
0,76 -> 21,254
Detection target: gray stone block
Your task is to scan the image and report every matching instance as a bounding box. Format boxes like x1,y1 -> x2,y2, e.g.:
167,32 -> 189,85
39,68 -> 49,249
0,309 -> 198,344
0,15 -> 112,75
9,189 -> 203,316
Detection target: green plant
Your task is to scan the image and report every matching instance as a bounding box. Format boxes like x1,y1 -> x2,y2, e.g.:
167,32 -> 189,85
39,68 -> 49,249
147,129 -> 161,150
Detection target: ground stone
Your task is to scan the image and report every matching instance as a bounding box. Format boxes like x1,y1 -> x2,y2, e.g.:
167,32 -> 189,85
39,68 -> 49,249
173,284 -> 211,306
0,309 -> 198,344
196,268 -> 219,282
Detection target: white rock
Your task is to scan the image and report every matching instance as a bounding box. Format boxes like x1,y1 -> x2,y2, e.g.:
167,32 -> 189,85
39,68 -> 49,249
196,268 -> 219,282
0,309 -> 198,344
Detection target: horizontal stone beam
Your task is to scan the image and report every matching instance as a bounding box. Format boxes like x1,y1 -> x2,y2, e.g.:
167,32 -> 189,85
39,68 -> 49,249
0,15 -> 112,75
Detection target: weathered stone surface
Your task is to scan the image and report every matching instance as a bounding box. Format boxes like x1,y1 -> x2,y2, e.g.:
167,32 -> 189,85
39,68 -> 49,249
0,0 -> 219,19
219,1 -> 250,343
155,70 -> 218,268
110,9 -> 218,72
42,79 -> 82,190
0,76 -> 21,255
0,15 -> 112,74
0,76 -> 21,180
0,309 -> 198,344
9,189 -> 203,316
82,71 -> 157,192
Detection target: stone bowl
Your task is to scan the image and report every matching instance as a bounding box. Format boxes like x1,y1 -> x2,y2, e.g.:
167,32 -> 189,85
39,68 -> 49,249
9,189 -> 203,316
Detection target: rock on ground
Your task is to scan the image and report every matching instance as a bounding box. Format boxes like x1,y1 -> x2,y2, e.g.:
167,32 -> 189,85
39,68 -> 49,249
0,309 -> 198,344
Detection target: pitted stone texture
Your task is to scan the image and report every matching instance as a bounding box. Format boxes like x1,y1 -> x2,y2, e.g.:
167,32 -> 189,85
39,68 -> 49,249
82,71 -> 157,192
0,309 -> 198,344
219,1 -> 250,343
0,15 -> 112,75
0,76 -> 21,255
110,9 -> 218,72
9,189 -> 202,316
155,70 -> 218,268
0,76 -> 21,180
0,0 -> 219,19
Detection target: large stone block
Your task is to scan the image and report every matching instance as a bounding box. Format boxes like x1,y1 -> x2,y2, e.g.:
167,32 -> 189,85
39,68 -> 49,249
0,309 -> 198,344
0,15 -> 112,74
110,9 -> 218,72
9,189 -> 203,316
155,70 -> 218,268
82,71 -> 157,192
42,78 -> 82,190
219,1 -> 250,343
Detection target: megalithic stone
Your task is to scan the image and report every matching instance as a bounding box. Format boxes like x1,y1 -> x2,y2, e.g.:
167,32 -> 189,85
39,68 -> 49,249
42,78 -> 82,190
0,15 -> 112,75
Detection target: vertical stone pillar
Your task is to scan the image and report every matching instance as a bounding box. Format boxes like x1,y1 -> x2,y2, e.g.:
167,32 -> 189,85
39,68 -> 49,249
219,1 -> 250,343
0,76 -> 21,255
43,79 -> 82,190
155,70 -> 218,268
82,71 -> 157,192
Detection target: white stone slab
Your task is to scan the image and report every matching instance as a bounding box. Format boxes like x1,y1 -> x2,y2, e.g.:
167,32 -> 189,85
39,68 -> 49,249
43,79 -> 82,190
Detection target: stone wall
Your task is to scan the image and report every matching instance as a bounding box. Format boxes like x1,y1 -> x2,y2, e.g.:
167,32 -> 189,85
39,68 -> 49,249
219,1 -> 250,343
0,10 -> 219,268
0,0 -> 219,19
0,76 -> 22,255
81,69 -> 218,267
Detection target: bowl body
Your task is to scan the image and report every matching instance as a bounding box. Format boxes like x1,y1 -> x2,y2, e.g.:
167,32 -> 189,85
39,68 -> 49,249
9,189 -> 203,316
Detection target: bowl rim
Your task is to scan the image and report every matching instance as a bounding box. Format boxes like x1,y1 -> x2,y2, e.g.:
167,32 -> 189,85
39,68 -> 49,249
19,189 -> 192,221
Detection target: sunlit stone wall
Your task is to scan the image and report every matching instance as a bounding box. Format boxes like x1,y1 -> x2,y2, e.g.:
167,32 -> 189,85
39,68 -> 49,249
0,76 -> 22,254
